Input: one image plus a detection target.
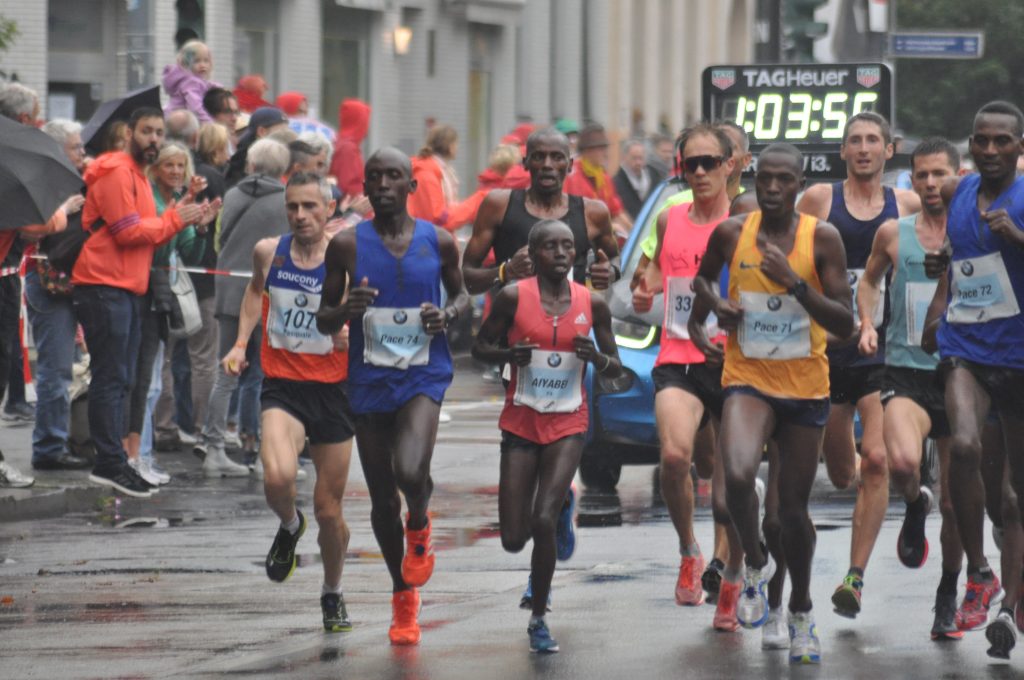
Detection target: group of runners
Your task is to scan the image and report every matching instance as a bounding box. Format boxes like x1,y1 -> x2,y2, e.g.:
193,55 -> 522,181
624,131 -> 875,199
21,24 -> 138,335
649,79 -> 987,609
219,98 -> 1024,665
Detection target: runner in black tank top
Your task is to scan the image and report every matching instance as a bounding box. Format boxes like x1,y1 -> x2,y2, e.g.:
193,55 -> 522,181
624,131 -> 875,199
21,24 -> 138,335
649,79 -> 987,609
494,189 -> 590,284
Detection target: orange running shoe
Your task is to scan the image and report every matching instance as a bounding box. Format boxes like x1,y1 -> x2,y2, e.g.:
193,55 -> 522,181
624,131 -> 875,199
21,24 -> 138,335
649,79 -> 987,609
389,588 -> 421,645
675,553 -> 706,606
714,579 -> 742,632
402,516 -> 436,588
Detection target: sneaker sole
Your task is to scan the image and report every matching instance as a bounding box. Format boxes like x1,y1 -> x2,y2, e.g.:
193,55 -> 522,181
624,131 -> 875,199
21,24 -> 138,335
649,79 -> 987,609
763,638 -> 789,650
88,473 -> 152,498
324,623 -> 353,633
530,645 -> 560,654
790,653 -> 821,664
896,528 -> 929,569
930,630 -> 964,641
985,622 -> 1016,659
831,589 -> 860,619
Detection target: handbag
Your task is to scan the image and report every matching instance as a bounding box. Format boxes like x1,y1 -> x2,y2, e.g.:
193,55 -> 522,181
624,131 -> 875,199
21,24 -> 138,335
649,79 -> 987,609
168,258 -> 203,339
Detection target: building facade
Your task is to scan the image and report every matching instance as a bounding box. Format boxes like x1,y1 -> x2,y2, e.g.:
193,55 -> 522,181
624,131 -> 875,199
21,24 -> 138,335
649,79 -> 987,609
0,0 -> 753,189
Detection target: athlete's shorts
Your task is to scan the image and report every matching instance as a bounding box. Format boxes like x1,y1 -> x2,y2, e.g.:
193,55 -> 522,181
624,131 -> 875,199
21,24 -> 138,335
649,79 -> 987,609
500,430 -> 585,455
353,395 -> 443,429
937,357 -> 1024,416
829,364 -> 886,405
880,366 -> 950,439
723,385 -> 831,430
261,378 -> 355,445
651,362 -> 724,425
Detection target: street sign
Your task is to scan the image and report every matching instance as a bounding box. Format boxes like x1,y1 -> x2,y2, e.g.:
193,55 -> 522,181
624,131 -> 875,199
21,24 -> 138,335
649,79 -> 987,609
889,31 -> 984,59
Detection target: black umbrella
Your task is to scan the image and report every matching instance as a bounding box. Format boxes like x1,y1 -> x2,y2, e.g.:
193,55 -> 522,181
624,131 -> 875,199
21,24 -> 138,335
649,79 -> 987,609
82,84 -> 162,156
0,115 -> 84,231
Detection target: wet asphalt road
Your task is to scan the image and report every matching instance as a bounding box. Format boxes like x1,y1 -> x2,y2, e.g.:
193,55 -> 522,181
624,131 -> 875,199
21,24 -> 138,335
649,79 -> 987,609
0,367 -> 1021,679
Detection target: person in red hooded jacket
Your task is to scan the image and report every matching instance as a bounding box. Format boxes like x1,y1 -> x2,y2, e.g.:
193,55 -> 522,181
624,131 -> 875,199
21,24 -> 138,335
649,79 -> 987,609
446,144 -> 528,230
408,124 -> 460,228
330,99 -> 370,200
234,74 -> 272,113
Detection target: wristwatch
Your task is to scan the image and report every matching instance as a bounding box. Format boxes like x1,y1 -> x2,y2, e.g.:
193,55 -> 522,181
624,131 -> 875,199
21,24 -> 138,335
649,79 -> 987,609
788,279 -> 808,300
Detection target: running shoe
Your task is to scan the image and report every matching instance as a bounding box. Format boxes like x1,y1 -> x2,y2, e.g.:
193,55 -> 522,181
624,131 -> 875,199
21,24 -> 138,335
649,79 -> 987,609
265,510 -> 306,582
555,483 -> 577,561
713,578 -> 741,632
675,553 -> 706,606
128,457 -> 169,486
762,608 -> 789,650
389,588 -> 421,645
701,557 -> 725,604
897,486 -> 932,568
401,517 -> 436,588
519,574 -> 552,612
956,573 -> 1004,631
528,618 -> 560,653
1016,587 -> 1024,634
987,609 -> 1017,660
737,554 -> 775,628
321,592 -> 353,633
88,463 -> 151,498
0,460 -> 35,489
788,610 -> 821,664
831,573 -> 863,619
931,591 -> 964,641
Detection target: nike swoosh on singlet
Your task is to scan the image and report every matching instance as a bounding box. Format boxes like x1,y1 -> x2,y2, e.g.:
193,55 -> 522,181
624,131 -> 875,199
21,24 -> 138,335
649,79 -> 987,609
738,261 -> 759,269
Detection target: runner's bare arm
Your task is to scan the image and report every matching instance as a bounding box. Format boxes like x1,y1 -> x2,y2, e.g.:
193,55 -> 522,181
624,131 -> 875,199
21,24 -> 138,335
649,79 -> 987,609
806,221 -> 855,338
895,187 -> 922,216
462,189 -> 511,294
940,176 -> 962,210
316,230 -> 370,335
583,294 -> 623,378
921,270 -> 949,354
223,237 -> 276,375
471,285 -> 524,365
856,218 -> 897,356
584,197 -> 621,290
690,217 -> 743,361
421,227 -> 471,334
795,182 -> 833,220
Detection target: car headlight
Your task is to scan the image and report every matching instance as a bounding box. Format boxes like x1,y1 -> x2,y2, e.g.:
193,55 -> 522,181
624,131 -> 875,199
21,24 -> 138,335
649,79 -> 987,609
612,318 -> 657,350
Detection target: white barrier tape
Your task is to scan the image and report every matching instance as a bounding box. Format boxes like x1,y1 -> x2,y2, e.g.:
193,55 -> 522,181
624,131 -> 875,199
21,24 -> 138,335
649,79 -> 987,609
1,265 -> 19,277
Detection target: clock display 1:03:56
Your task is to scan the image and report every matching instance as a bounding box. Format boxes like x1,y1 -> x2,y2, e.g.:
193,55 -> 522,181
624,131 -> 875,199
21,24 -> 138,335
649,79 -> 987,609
730,91 -> 880,141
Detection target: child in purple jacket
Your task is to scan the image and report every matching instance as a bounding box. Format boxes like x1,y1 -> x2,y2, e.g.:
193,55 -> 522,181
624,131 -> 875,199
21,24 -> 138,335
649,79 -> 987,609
162,40 -> 222,123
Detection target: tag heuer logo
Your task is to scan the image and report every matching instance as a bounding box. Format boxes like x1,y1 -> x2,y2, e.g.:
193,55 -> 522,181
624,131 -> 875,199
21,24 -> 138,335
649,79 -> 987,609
711,68 -> 736,91
857,67 -> 881,88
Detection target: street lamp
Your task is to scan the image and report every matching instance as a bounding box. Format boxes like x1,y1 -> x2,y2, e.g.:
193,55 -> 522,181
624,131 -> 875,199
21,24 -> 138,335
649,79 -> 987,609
394,26 -> 413,56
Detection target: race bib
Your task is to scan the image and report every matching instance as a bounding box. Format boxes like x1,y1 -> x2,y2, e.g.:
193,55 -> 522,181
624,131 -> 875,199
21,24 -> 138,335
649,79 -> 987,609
664,276 -> 719,340
362,306 -> 431,369
905,280 -> 938,347
947,252 -> 1021,324
513,350 -> 584,413
848,268 -> 885,328
267,285 -> 333,355
738,291 -> 811,360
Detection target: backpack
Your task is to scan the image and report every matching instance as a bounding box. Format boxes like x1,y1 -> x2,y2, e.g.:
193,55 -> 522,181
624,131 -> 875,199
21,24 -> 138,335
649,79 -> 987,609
40,210 -> 101,275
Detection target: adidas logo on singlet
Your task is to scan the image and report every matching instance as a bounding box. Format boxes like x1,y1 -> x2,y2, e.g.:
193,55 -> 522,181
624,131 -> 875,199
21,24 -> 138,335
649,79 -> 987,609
574,313 -> 588,325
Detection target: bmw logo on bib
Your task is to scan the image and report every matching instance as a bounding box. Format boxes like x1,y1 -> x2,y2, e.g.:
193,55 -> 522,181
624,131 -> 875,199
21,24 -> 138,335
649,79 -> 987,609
547,353 -> 562,368
294,293 -> 308,308
960,261 -> 974,277
393,310 -> 408,324
767,295 -> 782,311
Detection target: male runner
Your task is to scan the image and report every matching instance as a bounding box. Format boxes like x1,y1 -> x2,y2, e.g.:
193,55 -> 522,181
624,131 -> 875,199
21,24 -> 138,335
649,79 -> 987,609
473,219 -> 621,653
690,143 -> 854,664
630,123 -> 747,631
316,147 -> 470,646
221,172 -> 355,632
856,138 -> 964,640
796,112 -> 920,617
922,100 -> 1024,659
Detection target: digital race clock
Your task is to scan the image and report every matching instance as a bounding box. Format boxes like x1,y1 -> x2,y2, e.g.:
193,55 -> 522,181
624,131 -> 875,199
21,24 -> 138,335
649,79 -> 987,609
701,63 -> 893,179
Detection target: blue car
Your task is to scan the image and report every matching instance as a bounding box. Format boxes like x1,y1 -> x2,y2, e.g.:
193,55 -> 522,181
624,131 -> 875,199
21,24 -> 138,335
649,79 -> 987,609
580,177 -> 687,490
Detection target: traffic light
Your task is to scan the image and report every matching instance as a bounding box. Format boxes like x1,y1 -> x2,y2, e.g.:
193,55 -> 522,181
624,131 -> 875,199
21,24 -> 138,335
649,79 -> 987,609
175,0 -> 205,48
783,0 -> 828,63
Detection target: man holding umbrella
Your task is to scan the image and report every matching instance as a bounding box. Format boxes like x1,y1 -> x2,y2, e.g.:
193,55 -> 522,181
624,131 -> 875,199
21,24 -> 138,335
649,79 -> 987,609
0,82 -> 84,488
73,106 -> 218,498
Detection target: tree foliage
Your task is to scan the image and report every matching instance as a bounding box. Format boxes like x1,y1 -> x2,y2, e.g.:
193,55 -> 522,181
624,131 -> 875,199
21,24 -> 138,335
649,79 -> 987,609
895,0 -> 1024,138
0,15 -> 17,54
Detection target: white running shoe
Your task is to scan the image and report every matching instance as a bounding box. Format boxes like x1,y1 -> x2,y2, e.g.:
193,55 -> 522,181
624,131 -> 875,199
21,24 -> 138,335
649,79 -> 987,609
142,459 -> 171,485
0,460 -> 34,488
203,447 -> 250,478
438,410 -> 452,424
178,430 -> 198,446
737,554 -> 776,628
129,457 -> 165,487
762,607 -> 789,650
224,430 -> 243,449
788,610 -> 821,664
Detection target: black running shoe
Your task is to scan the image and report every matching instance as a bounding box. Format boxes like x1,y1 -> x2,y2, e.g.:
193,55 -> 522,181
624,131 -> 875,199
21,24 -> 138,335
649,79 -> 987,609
931,591 -> 963,641
266,510 -> 306,582
702,557 -> 725,603
987,610 -> 1017,659
321,592 -> 352,632
897,486 -> 932,568
89,463 -> 153,498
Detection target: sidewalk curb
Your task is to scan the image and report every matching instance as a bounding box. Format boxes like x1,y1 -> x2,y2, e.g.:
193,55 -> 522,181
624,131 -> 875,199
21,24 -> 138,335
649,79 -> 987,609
0,485 -> 106,523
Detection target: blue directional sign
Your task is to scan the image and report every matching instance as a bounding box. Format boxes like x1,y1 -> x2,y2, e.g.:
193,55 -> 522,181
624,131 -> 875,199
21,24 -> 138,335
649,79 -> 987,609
889,32 -> 984,59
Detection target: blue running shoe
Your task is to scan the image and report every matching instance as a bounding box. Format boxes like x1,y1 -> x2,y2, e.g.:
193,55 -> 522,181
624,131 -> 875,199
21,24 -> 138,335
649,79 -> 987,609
737,554 -> 776,629
556,483 -> 577,561
788,610 -> 821,664
528,618 -> 560,653
520,574 -> 553,612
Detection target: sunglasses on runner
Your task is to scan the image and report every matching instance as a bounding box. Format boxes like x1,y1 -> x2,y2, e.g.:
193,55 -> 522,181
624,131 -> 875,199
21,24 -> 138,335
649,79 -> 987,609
681,155 -> 725,173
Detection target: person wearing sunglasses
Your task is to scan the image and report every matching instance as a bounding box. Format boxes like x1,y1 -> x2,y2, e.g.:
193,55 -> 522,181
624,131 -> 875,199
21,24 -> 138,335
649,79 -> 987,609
796,112 -> 921,621
631,123 -> 751,633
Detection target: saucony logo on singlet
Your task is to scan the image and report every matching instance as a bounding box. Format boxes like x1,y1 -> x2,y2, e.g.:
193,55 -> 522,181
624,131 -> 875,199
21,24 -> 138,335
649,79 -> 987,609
274,269 -> 322,293
574,313 -> 588,325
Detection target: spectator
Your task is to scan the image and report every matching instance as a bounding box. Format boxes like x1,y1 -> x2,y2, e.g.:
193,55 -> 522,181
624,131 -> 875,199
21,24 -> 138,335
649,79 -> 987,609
408,123 -> 460,227
199,138 -> 291,475
225,106 -> 289,187
648,133 -> 675,178
563,123 -> 632,234
100,121 -> 131,155
277,91 -> 336,143
329,98 -> 370,199
166,109 -> 200,150
287,139 -> 328,177
202,88 -> 241,151
233,74 -> 271,114
162,40 -> 222,123
72,107 -> 215,498
445,143 -> 523,230
554,118 -> 580,155
24,120 -> 91,472
613,138 -> 665,220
